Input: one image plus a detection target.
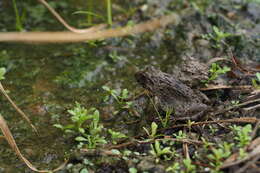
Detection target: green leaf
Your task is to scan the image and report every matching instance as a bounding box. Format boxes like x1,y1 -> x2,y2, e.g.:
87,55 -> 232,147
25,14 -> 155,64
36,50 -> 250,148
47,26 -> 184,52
129,168 -> 137,173
63,124 -> 76,129
121,89 -> 129,99
78,127 -> 85,134
0,67 -> 6,80
75,136 -> 88,142
151,122 -> 158,137
111,149 -> 121,155
79,168 -> 89,173
102,85 -> 110,91
256,72 -> 260,81
53,124 -> 63,129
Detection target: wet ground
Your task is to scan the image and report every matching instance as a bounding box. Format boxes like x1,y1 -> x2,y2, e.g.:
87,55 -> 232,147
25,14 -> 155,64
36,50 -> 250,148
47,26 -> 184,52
0,0 -> 259,172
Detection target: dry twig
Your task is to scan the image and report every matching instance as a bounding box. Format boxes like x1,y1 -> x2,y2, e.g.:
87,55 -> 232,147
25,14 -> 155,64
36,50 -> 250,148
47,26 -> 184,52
0,14 -> 180,43
0,82 -> 37,133
0,115 -> 67,172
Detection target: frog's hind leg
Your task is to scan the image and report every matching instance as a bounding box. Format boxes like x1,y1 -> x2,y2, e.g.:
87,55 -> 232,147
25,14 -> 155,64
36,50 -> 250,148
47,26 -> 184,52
174,110 -> 207,121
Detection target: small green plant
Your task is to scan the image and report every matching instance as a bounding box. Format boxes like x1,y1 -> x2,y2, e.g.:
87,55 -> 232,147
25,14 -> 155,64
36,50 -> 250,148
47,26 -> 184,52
252,72 -> 260,89
54,102 -> 107,149
187,120 -> 195,132
183,158 -> 196,173
128,167 -> 137,173
207,142 -> 233,171
152,101 -> 173,127
202,26 -> 232,49
174,130 -> 187,139
143,122 -> 158,139
102,86 -> 133,113
73,11 -> 105,26
108,50 -> 124,62
163,107 -> 173,128
231,100 -> 240,106
150,140 -> 175,163
166,162 -> 180,173
12,0 -> 25,31
108,129 -> 127,144
106,0 -> 112,25
230,124 -> 252,147
0,67 -> 6,80
73,0 -> 112,25
201,137 -> 214,148
209,125 -> 218,134
203,63 -> 230,84
238,148 -> 248,159
189,0 -> 213,14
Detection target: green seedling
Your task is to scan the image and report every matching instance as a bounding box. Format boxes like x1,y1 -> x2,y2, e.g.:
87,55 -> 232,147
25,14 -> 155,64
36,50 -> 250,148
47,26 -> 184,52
109,50 -> 124,62
73,11 -> 105,25
106,0 -> 113,25
203,63 -> 230,84
54,102 -> 107,149
166,162 -> 180,173
143,122 -> 158,139
209,125 -> 218,134
103,86 -> 133,111
174,130 -> 187,139
231,100 -> 240,106
207,142 -> 233,171
151,99 -> 173,128
189,0 -> 213,14
108,129 -> 127,144
252,72 -> 260,89
128,167 -> 137,173
12,0 -> 25,31
187,120 -> 195,132
73,0 -> 112,25
0,68 -> 6,80
239,148 -> 248,159
183,158 -> 196,173
202,26 -> 232,49
163,107 -> 173,128
230,124 -> 252,147
201,137 -> 214,148
150,140 -> 175,163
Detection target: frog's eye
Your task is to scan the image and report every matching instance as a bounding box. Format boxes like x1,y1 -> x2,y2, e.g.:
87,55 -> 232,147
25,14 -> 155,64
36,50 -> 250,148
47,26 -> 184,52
135,72 -> 153,86
135,72 -> 146,83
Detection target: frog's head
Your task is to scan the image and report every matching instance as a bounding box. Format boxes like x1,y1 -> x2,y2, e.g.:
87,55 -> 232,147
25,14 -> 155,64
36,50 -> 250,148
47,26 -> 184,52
135,67 -> 159,91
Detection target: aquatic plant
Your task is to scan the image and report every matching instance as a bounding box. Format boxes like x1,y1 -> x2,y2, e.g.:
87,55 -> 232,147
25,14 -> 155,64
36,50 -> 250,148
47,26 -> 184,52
102,86 -> 133,113
54,102 -> 107,149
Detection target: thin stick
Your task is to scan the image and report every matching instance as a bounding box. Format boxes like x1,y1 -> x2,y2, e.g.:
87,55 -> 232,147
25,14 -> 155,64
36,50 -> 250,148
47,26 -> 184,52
0,115 -> 67,172
0,13 -> 180,43
0,82 -> 37,133
37,0 -> 106,33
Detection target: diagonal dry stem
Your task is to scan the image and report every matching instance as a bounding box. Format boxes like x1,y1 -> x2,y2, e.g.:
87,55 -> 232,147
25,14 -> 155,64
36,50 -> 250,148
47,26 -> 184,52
0,114 -> 67,172
37,0 -> 106,33
0,82 -> 38,133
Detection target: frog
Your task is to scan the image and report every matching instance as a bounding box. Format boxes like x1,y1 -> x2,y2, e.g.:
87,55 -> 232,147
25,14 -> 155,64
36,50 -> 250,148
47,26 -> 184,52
135,67 -> 209,120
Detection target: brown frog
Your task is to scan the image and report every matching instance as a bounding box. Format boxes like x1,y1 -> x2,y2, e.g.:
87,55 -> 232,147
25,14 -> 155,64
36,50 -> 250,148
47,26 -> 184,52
135,67 -> 209,120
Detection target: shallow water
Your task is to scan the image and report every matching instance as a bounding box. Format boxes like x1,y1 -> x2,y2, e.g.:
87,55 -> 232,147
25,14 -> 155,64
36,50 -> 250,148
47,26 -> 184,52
0,1 -> 180,172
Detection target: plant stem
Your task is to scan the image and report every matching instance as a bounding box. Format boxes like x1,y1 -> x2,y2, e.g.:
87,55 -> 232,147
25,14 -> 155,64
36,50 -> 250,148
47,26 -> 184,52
106,0 -> 112,25
12,0 -> 23,31
87,0 -> 93,25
